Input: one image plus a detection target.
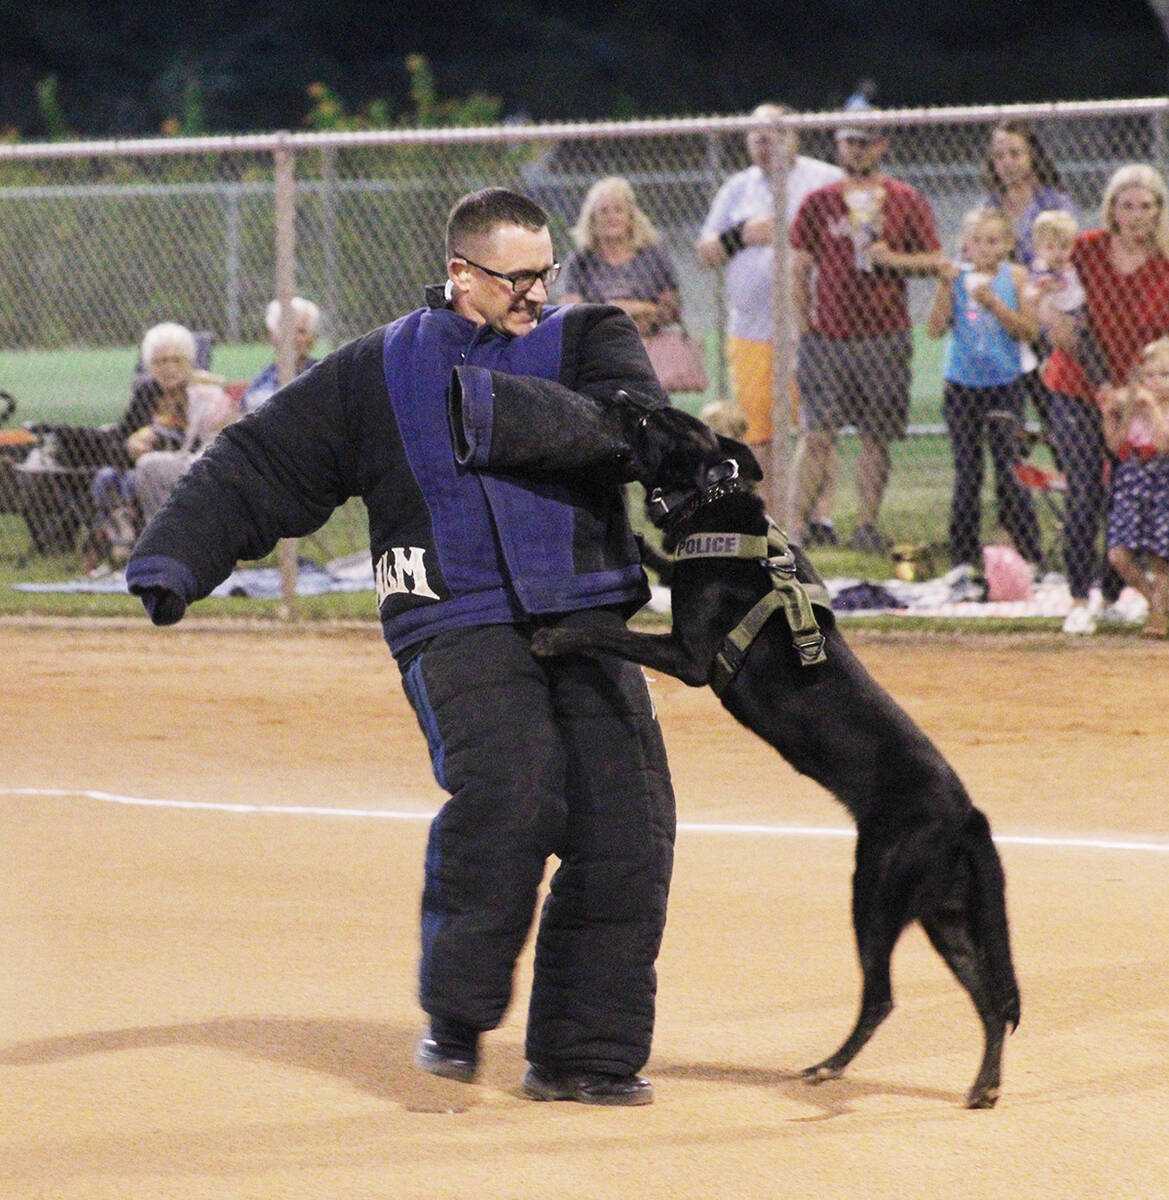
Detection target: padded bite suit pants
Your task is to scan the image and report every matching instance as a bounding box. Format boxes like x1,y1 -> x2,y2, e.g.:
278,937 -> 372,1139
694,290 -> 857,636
402,610 -> 676,1076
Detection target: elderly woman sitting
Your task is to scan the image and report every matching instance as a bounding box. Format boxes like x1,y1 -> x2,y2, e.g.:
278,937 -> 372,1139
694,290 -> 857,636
91,322 -> 236,568
241,296 -> 322,412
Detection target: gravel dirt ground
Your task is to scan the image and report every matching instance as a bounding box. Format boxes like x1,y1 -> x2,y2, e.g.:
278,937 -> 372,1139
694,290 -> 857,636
3,622 -> 1168,1200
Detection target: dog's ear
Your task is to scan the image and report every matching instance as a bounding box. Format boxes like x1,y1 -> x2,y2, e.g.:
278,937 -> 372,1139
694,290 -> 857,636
715,435 -> 763,482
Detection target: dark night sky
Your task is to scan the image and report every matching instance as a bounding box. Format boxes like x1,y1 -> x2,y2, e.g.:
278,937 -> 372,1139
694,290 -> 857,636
1,0 -> 1167,137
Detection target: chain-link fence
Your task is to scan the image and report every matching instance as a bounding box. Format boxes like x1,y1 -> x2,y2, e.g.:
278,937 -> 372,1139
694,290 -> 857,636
2,99 -> 1167,613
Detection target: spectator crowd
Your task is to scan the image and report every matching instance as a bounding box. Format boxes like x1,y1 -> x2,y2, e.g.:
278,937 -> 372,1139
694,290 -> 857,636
18,104 -> 1168,640
691,107 -> 1169,637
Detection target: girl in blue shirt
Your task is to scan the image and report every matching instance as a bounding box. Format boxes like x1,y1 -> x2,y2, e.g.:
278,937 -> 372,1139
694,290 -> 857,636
927,207 -> 1044,592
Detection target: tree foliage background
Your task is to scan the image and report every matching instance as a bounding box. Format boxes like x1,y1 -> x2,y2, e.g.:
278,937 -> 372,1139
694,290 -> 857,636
1,0 -> 1167,140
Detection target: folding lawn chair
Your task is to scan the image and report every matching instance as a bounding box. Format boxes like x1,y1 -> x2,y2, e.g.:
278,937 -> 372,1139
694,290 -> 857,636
1013,459 -> 1066,526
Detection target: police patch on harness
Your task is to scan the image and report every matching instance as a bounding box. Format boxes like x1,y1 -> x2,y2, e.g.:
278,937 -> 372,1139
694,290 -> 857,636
675,532 -> 754,560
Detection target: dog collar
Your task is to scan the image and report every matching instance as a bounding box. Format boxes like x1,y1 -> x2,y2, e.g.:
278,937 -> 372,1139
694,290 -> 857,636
651,461 -> 748,547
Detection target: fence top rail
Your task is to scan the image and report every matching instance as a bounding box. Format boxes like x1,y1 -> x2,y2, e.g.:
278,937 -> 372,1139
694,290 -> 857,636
2,96 -> 1168,162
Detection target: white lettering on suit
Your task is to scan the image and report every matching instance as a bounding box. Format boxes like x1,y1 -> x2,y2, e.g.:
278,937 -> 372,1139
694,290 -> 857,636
375,547 -> 440,604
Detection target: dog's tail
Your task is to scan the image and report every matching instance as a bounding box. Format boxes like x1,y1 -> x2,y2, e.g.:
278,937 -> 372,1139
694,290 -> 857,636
964,807 -> 1021,1032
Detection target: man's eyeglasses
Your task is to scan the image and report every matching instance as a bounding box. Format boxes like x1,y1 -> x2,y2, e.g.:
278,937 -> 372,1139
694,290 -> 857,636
454,252 -> 561,295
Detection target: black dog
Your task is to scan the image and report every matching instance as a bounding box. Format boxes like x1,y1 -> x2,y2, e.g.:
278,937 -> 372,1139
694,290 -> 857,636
532,406 -> 1020,1109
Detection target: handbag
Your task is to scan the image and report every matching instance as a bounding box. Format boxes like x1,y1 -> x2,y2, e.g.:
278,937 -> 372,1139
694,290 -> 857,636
643,325 -> 709,394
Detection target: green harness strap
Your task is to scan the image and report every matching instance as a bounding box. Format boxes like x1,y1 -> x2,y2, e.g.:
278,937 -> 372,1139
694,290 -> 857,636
672,523 -> 831,695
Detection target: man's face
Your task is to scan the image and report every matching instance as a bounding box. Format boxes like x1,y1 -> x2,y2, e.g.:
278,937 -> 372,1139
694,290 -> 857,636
745,106 -> 796,172
449,222 -> 555,337
834,133 -> 887,179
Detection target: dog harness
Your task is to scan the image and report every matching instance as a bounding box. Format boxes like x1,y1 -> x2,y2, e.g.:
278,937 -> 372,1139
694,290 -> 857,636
671,520 -> 832,693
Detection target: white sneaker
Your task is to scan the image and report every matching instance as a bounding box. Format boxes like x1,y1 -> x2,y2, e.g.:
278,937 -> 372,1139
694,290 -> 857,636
1099,590 -> 1148,626
1061,604 -> 1097,635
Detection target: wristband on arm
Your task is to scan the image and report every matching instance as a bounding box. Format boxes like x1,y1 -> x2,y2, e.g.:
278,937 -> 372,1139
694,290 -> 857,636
718,222 -> 747,257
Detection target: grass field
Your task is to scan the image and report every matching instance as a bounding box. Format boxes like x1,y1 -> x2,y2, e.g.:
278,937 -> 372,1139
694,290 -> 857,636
0,341 -> 309,426
0,327 -> 1061,626
0,330 -> 948,428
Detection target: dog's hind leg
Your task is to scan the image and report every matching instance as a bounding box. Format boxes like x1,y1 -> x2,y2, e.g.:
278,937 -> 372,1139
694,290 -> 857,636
920,811 -> 1019,1109
802,831 -> 909,1084
920,899 -> 1005,1109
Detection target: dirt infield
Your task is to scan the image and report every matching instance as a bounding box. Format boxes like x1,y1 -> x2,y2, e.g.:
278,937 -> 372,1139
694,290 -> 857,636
3,621 -> 1168,1200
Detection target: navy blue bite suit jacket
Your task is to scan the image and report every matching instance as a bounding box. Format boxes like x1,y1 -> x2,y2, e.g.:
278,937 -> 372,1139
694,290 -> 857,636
126,296 -> 667,656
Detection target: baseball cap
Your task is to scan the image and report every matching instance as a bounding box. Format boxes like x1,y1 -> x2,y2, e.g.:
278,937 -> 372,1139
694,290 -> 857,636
834,125 -> 883,142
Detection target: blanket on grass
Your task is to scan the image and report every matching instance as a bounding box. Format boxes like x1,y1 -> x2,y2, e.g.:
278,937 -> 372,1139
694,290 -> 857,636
14,552 -> 1146,622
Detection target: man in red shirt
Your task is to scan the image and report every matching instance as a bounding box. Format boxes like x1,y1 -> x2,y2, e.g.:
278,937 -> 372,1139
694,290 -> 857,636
789,125 -> 944,551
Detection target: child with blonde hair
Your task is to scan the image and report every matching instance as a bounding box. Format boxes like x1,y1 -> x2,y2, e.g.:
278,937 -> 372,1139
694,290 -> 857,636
1101,337 -> 1169,636
1030,210 -> 1083,303
927,206 -> 1043,598
1028,209 -> 1110,387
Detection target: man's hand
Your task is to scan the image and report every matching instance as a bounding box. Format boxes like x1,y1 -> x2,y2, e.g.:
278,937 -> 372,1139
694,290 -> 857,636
137,585 -> 187,626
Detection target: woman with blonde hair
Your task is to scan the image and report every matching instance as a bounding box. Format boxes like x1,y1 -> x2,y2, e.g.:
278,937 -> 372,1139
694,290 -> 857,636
1041,162 -> 1169,633
559,175 -> 680,337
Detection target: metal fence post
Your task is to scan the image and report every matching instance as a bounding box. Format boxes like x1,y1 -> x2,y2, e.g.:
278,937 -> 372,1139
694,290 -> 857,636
223,181 -> 242,342
767,122 -> 794,528
321,146 -> 339,351
273,135 -> 299,618
703,129 -> 728,399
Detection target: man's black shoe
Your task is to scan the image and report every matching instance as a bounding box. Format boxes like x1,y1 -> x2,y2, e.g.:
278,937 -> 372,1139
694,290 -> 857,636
414,1019 -> 479,1083
521,1064 -> 654,1106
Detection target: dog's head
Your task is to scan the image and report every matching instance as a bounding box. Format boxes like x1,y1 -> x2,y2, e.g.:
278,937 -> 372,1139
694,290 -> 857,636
630,406 -> 762,524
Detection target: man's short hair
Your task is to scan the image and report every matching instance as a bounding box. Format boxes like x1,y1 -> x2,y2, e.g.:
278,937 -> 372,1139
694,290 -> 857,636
445,188 -> 549,258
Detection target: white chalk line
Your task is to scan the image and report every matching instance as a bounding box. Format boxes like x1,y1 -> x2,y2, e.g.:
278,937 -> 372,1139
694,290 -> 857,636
3,786 -> 1168,854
